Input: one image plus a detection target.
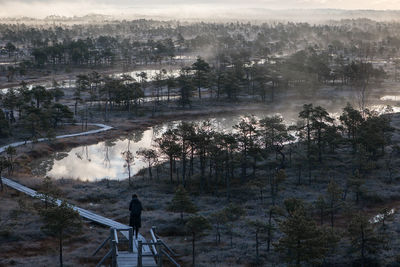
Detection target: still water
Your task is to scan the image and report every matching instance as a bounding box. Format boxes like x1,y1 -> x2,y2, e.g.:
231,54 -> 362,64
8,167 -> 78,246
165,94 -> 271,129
32,116 -> 249,181
1,67 -> 180,94
32,86 -> 400,182
34,128 -> 158,181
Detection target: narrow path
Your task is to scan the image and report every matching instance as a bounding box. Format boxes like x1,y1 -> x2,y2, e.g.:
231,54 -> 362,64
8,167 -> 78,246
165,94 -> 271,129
0,123 -> 113,154
1,123 -> 156,266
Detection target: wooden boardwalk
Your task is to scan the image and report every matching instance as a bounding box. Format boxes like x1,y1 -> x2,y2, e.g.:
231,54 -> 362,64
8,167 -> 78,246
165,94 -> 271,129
3,177 -> 157,266
0,123 -> 167,266
117,252 -> 158,267
0,123 -> 113,154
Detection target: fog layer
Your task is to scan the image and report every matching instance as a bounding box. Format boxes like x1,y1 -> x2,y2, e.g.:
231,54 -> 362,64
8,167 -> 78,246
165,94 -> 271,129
1,0 -> 400,20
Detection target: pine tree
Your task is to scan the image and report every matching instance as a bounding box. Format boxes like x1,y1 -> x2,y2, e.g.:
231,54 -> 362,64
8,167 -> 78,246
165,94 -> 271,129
266,205 -> 283,251
0,156 -> 10,191
185,215 -> 211,266
348,170 -> 364,203
36,176 -> 61,209
223,204 -> 246,247
192,57 -> 210,99
156,129 -> 180,183
348,212 -> 385,267
249,178 -> 266,204
283,198 -> 305,216
378,207 -> 394,231
340,103 -> 363,152
167,186 -> 197,222
136,148 -> 158,179
121,148 -> 134,186
276,208 -> 328,266
271,169 -> 287,205
0,109 -> 10,138
5,146 -> 16,174
177,67 -> 194,107
247,219 -> 269,264
233,116 -> 258,183
210,210 -> 227,245
38,200 -> 82,267
259,115 -> 294,166
326,179 -> 342,228
314,195 -> 326,225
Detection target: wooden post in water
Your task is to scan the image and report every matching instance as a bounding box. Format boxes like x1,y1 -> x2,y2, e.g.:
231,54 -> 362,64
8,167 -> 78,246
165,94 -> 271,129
138,240 -> 143,267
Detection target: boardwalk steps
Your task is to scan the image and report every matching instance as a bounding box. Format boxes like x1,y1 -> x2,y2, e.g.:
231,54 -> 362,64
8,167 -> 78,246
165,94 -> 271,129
93,226 -> 181,267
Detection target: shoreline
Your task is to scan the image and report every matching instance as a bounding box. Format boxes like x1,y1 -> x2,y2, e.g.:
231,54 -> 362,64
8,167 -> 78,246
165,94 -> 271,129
7,103 -> 275,177
0,63 -> 184,90
7,102 -> 400,179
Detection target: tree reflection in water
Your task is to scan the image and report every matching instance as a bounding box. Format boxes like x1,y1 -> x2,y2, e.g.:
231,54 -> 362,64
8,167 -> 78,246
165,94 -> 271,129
103,139 -> 116,169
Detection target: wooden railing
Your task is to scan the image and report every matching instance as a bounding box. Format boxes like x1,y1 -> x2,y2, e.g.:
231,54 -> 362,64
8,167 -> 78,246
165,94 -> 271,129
94,227 -> 134,267
138,240 -> 162,267
150,227 -> 181,267
94,226 -> 180,267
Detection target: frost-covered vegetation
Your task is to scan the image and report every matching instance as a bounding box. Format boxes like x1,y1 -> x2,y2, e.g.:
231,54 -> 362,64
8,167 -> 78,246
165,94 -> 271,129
2,15 -> 400,267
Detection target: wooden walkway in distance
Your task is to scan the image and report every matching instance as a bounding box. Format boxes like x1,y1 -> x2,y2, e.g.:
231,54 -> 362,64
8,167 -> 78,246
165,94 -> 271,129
0,123 -> 113,154
2,177 -> 157,266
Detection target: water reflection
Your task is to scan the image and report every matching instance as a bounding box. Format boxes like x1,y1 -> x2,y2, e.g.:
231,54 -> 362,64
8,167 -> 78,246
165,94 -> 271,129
34,115 -> 259,181
1,68 -> 180,94
33,88 -> 400,181
43,128 -> 156,181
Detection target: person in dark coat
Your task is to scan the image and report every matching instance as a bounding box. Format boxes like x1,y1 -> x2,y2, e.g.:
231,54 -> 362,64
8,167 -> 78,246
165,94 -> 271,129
129,194 -> 143,239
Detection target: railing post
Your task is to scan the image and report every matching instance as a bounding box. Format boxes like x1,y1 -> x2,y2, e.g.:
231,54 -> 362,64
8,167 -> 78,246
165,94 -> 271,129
111,240 -> 117,267
138,240 -> 143,267
157,240 -> 163,267
109,228 -> 114,248
109,228 -> 117,267
129,227 -> 134,252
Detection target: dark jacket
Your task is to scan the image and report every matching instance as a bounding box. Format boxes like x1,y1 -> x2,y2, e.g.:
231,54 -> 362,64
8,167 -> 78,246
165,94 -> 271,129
129,197 -> 143,228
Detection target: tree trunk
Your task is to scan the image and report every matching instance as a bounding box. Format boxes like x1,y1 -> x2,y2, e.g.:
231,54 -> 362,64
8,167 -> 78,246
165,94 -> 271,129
330,202 -> 334,228
169,156 -> 173,183
230,231 -> 233,248
255,231 -> 259,263
192,232 -> 196,266
267,209 -> 272,251
320,208 -> 324,225
190,147 -> 194,176
198,86 -> 201,99
128,165 -> 131,187
148,163 -> 152,179
296,239 -> 301,267
59,231 -> 63,267
200,156 -> 205,192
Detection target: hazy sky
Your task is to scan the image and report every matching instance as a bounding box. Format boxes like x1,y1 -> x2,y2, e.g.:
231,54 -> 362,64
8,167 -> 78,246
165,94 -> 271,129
0,0 -> 399,18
